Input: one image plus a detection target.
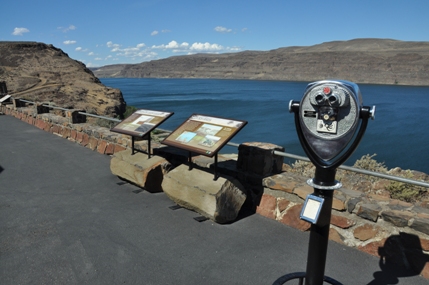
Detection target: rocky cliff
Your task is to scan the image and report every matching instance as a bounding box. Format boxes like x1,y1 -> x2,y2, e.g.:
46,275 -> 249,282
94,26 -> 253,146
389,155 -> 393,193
0,42 -> 126,116
93,38 -> 429,86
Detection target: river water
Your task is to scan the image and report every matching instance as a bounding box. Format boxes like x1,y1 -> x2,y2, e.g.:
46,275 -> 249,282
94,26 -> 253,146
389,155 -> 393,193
100,78 -> 429,173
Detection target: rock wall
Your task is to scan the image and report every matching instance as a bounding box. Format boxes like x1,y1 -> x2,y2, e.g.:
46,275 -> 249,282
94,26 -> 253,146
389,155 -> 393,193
2,101 -> 429,278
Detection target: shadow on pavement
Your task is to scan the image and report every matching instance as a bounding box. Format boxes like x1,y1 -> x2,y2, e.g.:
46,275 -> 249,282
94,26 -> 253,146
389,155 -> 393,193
367,232 -> 429,285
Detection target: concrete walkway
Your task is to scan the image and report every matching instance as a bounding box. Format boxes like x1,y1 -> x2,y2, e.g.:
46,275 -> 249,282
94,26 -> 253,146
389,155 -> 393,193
1,114 -> 428,285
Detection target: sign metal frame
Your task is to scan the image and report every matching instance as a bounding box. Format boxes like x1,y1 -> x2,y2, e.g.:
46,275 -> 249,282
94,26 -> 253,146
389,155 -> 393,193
111,109 -> 174,157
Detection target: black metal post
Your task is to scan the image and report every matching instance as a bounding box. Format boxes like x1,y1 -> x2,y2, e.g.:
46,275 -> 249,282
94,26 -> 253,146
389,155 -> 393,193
188,151 -> 193,170
304,168 -> 336,285
213,153 -> 218,181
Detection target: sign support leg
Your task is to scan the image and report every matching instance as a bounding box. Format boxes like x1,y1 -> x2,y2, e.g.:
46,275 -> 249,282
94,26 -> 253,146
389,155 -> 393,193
213,153 -> 218,181
147,133 -> 151,158
188,152 -> 193,170
131,136 -> 135,155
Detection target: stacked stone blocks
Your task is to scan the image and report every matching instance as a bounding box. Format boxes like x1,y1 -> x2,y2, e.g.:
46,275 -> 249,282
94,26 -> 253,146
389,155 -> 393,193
257,170 -> 429,278
1,104 -> 131,156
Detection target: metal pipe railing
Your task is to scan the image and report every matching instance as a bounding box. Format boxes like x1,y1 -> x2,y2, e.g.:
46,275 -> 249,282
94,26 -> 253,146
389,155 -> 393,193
19,99 -> 36,104
43,104 -> 70,111
77,111 -> 122,122
12,97 -> 429,189
272,150 -> 429,188
20,99 -> 72,111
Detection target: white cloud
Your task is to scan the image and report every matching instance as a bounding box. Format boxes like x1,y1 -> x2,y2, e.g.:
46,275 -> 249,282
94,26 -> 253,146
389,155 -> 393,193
75,47 -> 88,52
63,40 -> 77,45
88,52 -> 95,56
107,41 -> 121,52
166,40 -> 179,49
151,40 -> 238,55
214,26 -> 232,33
161,30 -> 171,33
152,40 -> 189,50
101,39 -> 240,63
12,27 -> 29,36
59,25 -> 76,33
107,41 -> 119,48
95,57 -> 103,61
106,42 -> 156,60
151,30 -> 159,36
229,46 -> 242,51
190,42 -> 223,51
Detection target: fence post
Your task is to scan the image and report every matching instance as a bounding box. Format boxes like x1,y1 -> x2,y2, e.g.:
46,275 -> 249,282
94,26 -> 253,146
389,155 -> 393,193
66,109 -> 86,124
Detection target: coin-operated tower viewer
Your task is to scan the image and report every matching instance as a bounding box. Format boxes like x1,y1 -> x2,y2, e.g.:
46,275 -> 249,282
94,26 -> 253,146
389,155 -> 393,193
274,80 -> 375,285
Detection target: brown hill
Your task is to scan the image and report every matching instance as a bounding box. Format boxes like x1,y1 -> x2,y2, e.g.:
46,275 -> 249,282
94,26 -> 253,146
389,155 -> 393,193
0,42 -> 125,116
93,38 -> 429,86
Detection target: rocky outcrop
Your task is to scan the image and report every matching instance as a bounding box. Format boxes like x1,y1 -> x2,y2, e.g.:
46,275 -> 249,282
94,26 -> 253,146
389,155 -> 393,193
0,41 -> 126,116
93,38 -> 429,86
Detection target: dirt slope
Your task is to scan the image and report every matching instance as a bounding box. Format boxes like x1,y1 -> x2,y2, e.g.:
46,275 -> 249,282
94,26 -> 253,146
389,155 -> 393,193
0,42 -> 125,116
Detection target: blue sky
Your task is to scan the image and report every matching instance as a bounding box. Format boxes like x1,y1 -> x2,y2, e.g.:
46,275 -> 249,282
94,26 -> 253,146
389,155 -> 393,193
3,0 -> 428,67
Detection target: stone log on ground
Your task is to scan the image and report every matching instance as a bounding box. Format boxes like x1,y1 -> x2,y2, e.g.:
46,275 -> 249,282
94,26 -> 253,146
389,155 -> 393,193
161,164 -> 247,224
110,150 -> 171,193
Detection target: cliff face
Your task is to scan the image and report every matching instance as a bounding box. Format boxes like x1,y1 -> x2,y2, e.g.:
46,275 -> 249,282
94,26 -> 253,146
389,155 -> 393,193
0,42 -> 126,116
93,39 -> 429,86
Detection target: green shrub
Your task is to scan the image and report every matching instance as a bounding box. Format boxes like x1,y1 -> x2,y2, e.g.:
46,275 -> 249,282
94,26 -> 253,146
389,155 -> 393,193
123,105 -> 137,119
347,154 -> 388,183
95,118 -> 117,129
289,160 -> 315,178
386,170 -> 426,202
287,153 -> 428,203
353,154 -> 388,173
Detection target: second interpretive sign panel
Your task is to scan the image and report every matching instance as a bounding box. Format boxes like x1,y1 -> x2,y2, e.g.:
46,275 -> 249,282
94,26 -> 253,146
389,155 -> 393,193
162,114 -> 247,157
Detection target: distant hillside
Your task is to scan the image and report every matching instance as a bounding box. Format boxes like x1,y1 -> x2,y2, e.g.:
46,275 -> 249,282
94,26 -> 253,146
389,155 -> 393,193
0,42 -> 125,116
93,38 -> 429,86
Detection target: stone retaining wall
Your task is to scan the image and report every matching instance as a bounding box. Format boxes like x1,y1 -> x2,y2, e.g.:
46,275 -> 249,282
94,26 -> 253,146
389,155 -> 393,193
2,102 -> 429,279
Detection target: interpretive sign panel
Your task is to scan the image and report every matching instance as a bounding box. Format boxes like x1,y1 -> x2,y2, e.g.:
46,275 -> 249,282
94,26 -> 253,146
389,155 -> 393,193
162,114 -> 247,157
111,109 -> 174,137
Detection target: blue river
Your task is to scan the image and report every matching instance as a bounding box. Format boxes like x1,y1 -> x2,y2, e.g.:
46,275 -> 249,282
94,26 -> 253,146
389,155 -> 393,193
100,78 -> 429,174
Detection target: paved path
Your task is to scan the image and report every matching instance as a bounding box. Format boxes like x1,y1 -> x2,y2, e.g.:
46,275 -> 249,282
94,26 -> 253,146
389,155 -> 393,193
1,115 -> 428,285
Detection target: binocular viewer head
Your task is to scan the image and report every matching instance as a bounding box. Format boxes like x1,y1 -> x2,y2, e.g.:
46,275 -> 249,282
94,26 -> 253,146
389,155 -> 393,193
290,80 -> 375,168
310,86 -> 350,108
